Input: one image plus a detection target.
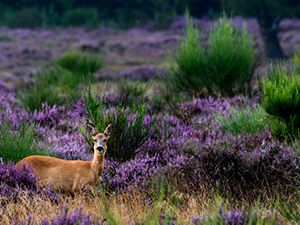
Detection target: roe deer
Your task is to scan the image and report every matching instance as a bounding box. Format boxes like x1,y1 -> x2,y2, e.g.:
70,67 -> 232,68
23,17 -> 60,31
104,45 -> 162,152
16,123 -> 112,193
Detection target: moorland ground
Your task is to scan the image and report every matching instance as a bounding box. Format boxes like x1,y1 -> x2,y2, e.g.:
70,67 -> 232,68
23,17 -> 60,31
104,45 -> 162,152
1,16 -> 300,225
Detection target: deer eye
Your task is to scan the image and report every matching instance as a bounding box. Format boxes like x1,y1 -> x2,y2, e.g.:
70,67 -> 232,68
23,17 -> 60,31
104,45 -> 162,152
103,140 -> 107,143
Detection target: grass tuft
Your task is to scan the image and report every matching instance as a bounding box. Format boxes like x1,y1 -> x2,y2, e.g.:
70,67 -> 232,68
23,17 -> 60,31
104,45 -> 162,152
83,85 -> 151,162
216,106 -> 270,135
56,51 -> 102,80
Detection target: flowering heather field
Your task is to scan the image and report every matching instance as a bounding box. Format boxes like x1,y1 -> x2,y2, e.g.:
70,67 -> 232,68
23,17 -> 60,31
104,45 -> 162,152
0,17 -> 300,225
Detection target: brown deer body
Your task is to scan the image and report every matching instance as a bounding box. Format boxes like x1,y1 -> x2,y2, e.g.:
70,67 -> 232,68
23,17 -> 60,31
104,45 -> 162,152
16,124 -> 112,193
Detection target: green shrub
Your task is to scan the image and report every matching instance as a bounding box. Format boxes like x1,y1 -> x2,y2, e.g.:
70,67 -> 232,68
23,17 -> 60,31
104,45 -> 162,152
62,8 -> 99,27
83,85 -> 108,133
4,8 -> 43,28
83,86 -> 151,162
217,106 -> 269,135
168,15 -> 255,96
55,51 -> 102,80
261,64 -> 300,138
169,14 -> 207,95
208,17 -> 255,95
0,123 -> 49,163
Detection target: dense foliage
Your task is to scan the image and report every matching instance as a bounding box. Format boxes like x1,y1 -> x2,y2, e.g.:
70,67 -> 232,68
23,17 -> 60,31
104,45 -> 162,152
261,64 -> 300,138
169,16 -> 255,96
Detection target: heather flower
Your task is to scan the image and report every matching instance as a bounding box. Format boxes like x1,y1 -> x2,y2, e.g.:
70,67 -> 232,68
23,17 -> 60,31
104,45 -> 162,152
38,127 -> 90,160
0,163 -> 59,203
16,207 -> 102,225
102,94 -> 122,106
143,114 -> 151,127
224,209 -> 245,225
1,92 -> 299,196
191,208 -> 246,225
0,94 -> 30,128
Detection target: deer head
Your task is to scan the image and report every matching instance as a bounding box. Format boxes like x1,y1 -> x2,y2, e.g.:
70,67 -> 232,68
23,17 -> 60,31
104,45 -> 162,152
86,120 -> 112,155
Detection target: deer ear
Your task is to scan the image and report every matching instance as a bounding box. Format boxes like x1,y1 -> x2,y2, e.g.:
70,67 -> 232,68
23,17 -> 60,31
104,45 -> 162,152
104,124 -> 112,138
86,119 -> 98,136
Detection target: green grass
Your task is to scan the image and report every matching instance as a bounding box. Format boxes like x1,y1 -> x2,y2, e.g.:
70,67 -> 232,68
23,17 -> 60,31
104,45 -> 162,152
0,123 -> 49,163
261,64 -> 300,139
216,106 -> 270,135
168,14 -> 255,96
293,51 -> 300,73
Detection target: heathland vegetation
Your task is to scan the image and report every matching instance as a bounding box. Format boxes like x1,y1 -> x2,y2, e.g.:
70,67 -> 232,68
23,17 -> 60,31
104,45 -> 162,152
0,10 -> 300,225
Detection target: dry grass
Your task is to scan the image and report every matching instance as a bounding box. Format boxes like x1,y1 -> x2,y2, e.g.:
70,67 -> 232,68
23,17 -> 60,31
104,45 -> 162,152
0,187 -> 291,225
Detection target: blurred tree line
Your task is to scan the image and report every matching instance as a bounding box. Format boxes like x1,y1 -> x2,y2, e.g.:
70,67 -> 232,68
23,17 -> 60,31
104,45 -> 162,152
0,0 -> 221,28
224,0 -> 300,59
0,0 -> 300,58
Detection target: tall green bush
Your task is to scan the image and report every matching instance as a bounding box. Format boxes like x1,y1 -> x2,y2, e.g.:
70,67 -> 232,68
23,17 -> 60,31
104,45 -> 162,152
208,17 -> 255,95
83,86 -> 151,162
169,15 -> 255,96
261,64 -> 300,138
169,15 -> 207,94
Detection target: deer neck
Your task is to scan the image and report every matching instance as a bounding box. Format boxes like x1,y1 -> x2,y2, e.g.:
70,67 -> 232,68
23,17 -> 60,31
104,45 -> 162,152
91,151 -> 105,176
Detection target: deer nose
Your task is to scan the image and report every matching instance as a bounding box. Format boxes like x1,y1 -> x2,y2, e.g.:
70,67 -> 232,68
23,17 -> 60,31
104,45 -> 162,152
97,146 -> 104,152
